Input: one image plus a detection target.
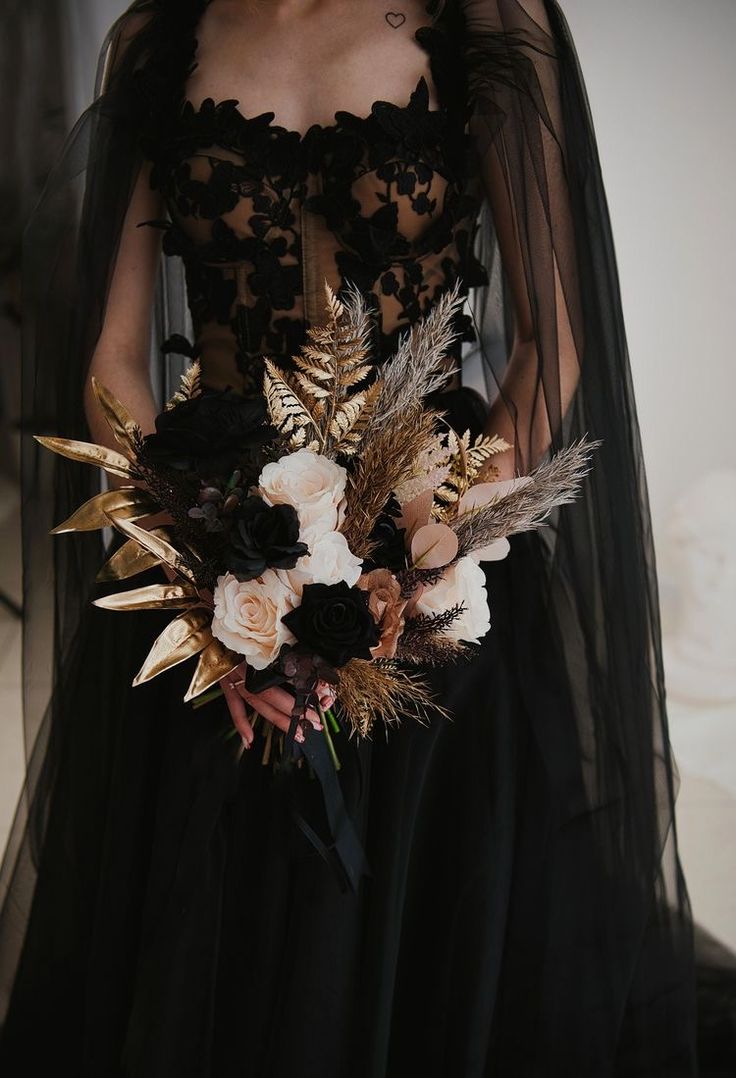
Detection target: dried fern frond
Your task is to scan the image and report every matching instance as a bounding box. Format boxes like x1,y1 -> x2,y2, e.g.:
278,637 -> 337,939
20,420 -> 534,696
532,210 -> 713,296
371,283 -> 465,430
434,429 -> 514,516
466,433 -> 513,477
337,658 -> 447,738
267,283 -> 379,455
328,380 -> 382,457
453,437 -> 600,556
165,361 -> 201,412
434,429 -> 470,512
263,359 -> 320,450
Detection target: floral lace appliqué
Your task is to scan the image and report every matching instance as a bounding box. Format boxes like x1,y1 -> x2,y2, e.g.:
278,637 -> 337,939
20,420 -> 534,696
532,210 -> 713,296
141,39 -> 488,395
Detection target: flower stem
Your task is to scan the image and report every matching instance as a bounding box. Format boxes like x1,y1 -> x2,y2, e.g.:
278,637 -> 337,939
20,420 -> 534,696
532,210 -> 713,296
324,706 -> 341,735
191,685 -> 224,709
317,703 -> 341,771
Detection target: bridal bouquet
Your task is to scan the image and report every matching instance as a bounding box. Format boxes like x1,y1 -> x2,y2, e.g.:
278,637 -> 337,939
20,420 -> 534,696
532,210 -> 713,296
38,285 -> 595,744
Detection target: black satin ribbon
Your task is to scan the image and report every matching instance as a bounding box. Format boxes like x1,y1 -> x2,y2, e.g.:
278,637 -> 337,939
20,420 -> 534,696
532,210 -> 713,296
283,711 -> 371,894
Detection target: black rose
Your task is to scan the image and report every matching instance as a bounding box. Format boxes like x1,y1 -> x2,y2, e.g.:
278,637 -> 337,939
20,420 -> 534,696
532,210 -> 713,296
142,390 -> 272,476
364,496 -> 406,573
281,582 -> 381,668
225,496 -> 308,580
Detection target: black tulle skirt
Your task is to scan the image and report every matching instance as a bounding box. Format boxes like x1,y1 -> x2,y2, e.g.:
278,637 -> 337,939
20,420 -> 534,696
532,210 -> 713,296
0,392 -> 699,1077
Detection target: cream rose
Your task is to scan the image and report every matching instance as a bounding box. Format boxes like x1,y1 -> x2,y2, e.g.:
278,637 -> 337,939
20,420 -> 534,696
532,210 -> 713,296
212,570 -> 297,670
412,557 -> 491,644
286,530 -> 363,591
258,449 -> 348,539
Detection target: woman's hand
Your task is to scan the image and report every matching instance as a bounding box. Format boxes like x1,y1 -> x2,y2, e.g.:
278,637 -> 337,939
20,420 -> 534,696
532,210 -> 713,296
137,518 -> 340,746
221,662 -> 336,749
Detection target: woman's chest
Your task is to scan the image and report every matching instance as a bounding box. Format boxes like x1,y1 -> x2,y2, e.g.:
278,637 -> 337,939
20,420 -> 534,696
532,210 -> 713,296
149,76 -> 477,266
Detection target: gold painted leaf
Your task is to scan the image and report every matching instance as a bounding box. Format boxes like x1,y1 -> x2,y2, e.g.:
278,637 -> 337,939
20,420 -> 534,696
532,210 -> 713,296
294,372 -> 331,399
330,396 -> 364,438
263,360 -> 317,444
132,608 -> 213,685
292,356 -> 332,382
165,361 -> 201,411
184,638 -> 242,701
52,487 -> 156,534
465,432 -> 513,483
110,516 -> 199,583
96,529 -> 170,582
338,363 -> 372,389
332,381 -> 381,455
34,435 -> 134,479
93,582 -> 199,611
91,378 -> 142,456
300,344 -> 335,366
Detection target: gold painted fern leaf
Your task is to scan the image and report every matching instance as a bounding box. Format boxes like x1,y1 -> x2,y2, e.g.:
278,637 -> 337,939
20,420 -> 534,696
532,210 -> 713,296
263,360 -> 320,450
265,282 -> 379,457
435,430 -> 514,514
466,433 -> 513,481
165,361 -> 201,412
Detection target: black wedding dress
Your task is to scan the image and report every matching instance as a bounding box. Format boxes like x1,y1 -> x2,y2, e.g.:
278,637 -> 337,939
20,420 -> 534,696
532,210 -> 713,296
0,2 -> 700,1075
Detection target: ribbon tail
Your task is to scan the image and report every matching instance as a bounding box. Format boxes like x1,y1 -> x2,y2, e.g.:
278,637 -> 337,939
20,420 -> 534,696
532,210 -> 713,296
297,729 -> 371,894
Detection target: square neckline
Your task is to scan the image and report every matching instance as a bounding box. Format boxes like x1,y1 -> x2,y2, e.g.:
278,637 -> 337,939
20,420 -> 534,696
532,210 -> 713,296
180,75 -> 442,147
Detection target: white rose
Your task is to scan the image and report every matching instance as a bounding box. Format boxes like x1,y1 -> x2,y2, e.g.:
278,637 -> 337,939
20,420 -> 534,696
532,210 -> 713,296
212,570 -> 297,670
413,557 -> 491,644
259,449 -> 348,539
286,530 -> 363,591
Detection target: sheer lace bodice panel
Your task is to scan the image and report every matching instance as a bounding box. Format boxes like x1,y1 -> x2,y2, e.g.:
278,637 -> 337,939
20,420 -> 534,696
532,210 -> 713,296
139,11 -> 488,395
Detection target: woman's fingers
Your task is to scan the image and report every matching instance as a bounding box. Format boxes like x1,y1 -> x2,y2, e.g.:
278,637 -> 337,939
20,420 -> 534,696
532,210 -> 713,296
265,686 -> 323,729
221,679 -> 255,748
222,665 -> 336,744
316,680 -> 336,711
234,683 -> 322,731
241,689 -> 305,742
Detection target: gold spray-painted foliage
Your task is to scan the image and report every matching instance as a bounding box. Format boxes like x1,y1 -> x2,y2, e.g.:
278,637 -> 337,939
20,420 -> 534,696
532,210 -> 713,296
265,284 -> 381,456
164,360 -> 201,411
434,429 -> 512,517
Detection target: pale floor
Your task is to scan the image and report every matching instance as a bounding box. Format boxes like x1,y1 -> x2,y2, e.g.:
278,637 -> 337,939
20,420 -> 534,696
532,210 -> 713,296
0,487 -> 734,952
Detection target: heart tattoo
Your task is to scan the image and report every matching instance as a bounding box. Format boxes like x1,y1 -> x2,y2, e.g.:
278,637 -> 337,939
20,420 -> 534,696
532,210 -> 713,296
385,11 -> 407,29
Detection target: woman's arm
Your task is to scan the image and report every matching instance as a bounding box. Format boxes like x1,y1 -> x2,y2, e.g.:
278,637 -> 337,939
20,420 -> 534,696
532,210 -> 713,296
83,160 -> 162,448
479,147 -> 579,480
469,0 -> 584,481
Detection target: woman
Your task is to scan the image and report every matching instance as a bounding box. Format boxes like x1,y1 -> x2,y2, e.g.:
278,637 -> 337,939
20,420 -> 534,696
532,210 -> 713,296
0,1 -> 698,1075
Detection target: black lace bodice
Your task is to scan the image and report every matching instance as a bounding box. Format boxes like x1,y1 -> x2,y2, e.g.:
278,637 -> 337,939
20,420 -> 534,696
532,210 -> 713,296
138,14 -> 488,395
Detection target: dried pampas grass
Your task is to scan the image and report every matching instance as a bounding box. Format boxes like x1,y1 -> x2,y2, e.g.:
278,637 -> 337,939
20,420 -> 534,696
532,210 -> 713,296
370,283 -> 464,430
453,437 -> 600,556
